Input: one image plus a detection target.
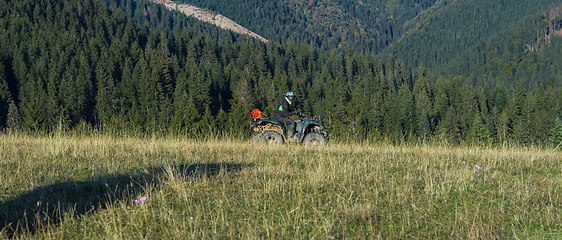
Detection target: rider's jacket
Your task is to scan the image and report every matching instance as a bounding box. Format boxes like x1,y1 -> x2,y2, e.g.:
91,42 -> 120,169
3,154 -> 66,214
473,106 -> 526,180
273,98 -> 295,119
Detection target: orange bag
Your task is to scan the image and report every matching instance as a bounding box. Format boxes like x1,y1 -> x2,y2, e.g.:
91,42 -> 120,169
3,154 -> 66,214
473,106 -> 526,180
249,109 -> 264,123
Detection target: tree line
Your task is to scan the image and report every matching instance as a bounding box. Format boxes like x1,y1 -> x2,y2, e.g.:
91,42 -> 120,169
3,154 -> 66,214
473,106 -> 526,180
2,0 -> 562,147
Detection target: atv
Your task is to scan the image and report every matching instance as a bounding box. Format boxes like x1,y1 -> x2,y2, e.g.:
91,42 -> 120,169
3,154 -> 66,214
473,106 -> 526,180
249,109 -> 328,146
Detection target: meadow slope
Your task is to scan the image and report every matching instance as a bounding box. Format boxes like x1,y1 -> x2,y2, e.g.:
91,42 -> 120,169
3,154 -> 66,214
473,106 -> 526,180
1,134 -> 561,238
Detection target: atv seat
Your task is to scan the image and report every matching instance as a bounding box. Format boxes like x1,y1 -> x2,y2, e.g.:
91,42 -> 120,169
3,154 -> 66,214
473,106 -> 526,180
259,119 -> 283,127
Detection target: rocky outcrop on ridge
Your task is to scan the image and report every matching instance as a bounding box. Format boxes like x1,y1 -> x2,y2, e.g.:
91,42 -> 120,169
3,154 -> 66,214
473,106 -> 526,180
152,0 -> 268,43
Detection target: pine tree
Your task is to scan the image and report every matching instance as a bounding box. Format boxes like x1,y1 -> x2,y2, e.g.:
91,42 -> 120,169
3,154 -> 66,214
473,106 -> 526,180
171,65 -> 191,135
412,65 -> 433,116
197,107 -> 216,135
6,101 -> 21,132
345,97 -> 367,140
397,83 -> 416,140
551,117 -> 562,149
493,82 -> 508,115
215,108 -> 229,136
118,57 -> 137,128
368,72 -> 386,133
383,87 -> 398,138
19,75 -> 48,133
170,97 -> 200,136
227,97 -> 248,137
418,109 -> 431,139
508,80 -> 528,144
136,53 -> 159,131
192,60 -> 212,112
22,99 -> 47,133
469,113 -> 491,145
529,86 -> 553,144
159,96 -> 172,131
209,62 -> 226,113
436,106 -> 461,143
457,81 -> 478,138
95,60 -> 116,127
0,65 -> 12,128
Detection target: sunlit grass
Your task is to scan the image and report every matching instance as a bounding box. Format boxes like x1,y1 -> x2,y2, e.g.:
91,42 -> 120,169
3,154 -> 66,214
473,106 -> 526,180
1,132 -> 561,239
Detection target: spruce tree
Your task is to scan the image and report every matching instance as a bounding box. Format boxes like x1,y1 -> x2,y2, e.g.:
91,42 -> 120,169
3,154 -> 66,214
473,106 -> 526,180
508,81 -> 528,144
171,97 -> 200,136
418,109 -> 431,139
469,113 -> 491,145
436,106 -> 461,143
136,53 -> 159,130
22,99 -> 47,133
19,75 -> 48,133
95,61 -> 116,128
6,101 -> 21,132
227,97 -> 248,137
550,116 -> 562,149
0,65 -> 11,128
397,83 -> 416,139
197,107 -> 216,135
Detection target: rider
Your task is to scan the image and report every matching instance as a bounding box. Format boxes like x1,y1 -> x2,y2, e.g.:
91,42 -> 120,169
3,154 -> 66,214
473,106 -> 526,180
273,91 -> 302,139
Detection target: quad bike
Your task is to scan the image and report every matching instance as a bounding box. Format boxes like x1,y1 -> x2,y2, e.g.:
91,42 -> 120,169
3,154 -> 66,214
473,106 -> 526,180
249,109 -> 328,146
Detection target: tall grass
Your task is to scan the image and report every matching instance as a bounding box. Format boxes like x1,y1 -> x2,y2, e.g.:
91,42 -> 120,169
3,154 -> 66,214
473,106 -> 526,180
1,132 -> 561,239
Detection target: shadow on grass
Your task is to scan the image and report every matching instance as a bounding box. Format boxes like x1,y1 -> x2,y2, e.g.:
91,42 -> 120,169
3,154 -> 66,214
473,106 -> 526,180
0,162 -> 252,238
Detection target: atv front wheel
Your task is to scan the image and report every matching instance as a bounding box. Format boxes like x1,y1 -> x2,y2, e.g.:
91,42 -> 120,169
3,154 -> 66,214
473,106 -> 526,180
261,131 -> 283,145
303,132 -> 326,147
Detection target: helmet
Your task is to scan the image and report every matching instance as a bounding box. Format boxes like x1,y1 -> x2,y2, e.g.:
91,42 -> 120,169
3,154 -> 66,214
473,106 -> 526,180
284,91 -> 296,97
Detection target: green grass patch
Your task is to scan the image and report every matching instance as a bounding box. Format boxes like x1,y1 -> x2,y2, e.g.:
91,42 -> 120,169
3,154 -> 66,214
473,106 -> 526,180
1,133 -> 562,239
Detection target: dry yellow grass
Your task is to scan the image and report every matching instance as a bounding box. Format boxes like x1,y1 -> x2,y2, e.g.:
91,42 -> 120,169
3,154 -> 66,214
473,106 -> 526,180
1,133 -> 561,239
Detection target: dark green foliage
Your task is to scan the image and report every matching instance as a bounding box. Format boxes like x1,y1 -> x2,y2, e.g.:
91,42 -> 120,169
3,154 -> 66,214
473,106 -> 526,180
1,0 -> 562,147
508,81 -> 528,144
418,109 -> 431,139
173,0 -> 438,53
550,116 -> 562,148
397,83 -> 416,139
469,113 -> 491,145
385,0 -> 562,90
6,101 -> 21,132
436,106 -> 461,143
0,63 -> 11,128
227,98 -> 249,137
170,98 -> 200,135
22,99 -> 48,133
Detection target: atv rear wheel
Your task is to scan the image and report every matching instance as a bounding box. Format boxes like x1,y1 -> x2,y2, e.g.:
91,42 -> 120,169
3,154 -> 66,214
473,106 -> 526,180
261,131 -> 283,145
303,132 -> 326,147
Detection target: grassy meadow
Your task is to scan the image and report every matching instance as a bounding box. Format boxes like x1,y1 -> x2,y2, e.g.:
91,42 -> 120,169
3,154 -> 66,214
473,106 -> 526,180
1,133 -> 562,239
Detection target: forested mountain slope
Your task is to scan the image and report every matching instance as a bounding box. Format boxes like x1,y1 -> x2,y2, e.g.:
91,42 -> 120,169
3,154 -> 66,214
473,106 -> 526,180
106,0 -> 562,93
3,0 -> 562,147
383,0 -> 562,89
174,0 -> 439,53
165,0 -> 562,91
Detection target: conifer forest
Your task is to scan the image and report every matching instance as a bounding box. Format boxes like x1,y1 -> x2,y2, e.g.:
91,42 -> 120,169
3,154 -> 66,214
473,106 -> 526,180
3,0 -> 562,146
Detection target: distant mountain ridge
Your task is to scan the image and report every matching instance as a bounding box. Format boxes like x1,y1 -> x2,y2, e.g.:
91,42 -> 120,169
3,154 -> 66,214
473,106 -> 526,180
382,0 -> 562,89
152,0 -> 268,42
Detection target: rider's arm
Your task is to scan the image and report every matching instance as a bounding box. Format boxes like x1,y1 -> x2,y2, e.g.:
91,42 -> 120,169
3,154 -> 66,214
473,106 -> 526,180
277,101 -> 295,117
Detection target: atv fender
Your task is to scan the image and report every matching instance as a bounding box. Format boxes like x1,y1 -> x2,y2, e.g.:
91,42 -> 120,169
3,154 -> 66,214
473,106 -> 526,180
251,120 -> 284,139
297,123 -> 328,142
